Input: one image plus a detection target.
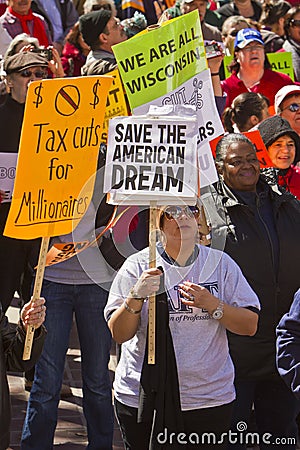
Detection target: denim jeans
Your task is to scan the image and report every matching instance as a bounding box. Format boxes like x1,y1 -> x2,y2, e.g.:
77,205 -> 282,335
21,281 -> 113,450
228,378 -> 300,450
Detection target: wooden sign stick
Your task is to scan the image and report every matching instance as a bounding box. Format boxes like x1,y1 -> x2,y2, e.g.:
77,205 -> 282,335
23,236 -> 50,360
148,201 -> 157,364
198,205 -> 211,246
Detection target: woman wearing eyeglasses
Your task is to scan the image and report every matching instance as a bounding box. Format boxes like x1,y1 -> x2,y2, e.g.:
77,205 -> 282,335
221,28 -> 294,109
275,85 -> 300,139
200,133 -> 300,449
258,115 -> 300,199
104,202 -> 259,449
281,6 -> 300,82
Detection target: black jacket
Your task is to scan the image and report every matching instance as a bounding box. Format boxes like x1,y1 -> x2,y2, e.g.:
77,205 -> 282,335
201,176 -> 300,380
217,1 -> 262,27
0,310 -> 46,450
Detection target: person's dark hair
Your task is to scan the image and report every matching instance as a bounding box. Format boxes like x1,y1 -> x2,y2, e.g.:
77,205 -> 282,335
260,0 -> 291,27
222,92 -> 270,133
65,22 -> 82,49
215,133 -> 256,170
284,5 -> 300,36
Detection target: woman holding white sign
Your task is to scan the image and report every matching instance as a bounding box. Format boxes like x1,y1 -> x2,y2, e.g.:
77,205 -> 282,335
104,202 -> 259,449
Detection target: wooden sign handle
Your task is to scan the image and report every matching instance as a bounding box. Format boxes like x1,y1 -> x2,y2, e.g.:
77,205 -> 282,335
23,236 -> 50,360
148,201 -> 157,364
198,205 -> 211,246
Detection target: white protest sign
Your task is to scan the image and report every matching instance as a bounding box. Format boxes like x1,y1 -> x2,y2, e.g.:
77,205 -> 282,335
0,153 -> 18,203
134,69 -> 222,186
198,141 -> 218,187
134,69 -> 223,144
104,114 -> 198,205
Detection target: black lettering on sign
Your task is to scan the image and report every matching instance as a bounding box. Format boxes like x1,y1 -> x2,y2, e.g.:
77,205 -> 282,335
119,53 -> 146,73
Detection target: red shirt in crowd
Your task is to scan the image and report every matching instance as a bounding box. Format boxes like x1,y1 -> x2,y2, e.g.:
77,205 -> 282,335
279,165 -> 300,200
221,69 -> 294,109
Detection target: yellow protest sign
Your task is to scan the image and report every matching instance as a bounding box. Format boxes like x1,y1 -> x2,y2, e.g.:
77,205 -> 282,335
4,76 -> 113,239
100,69 -> 130,146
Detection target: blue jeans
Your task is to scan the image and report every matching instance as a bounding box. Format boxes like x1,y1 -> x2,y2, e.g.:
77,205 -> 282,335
21,281 -> 113,450
228,378 -> 300,450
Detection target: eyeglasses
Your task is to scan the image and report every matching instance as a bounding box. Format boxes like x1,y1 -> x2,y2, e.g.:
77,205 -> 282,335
282,103 -> 300,113
290,19 -> 300,28
242,44 -> 264,52
163,205 -> 200,220
19,69 -> 47,78
92,4 -> 112,10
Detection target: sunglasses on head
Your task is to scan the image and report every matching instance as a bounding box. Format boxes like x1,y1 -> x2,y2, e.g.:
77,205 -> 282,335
290,19 -> 300,28
163,205 -> 200,220
19,69 -> 47,78
282,103 -> 300,113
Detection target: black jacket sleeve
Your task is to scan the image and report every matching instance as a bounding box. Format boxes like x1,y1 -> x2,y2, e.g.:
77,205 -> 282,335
1,313 -> 46,373
276,289 -> 300,398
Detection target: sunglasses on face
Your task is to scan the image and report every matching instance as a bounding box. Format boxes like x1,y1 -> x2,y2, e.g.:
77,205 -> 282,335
290,19 -> 300,28
19,69 -> 47,78
92,4 -> 112,10
282,103 -> 300,113
163,205 -> 200,220
229,30 -> 238,37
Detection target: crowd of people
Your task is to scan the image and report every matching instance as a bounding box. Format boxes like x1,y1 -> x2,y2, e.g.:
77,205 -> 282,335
0,0 -> 300,449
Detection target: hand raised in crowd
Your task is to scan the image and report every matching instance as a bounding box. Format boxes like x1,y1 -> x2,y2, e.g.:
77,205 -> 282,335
48,47 -> 65,78
20,297 -> 46,331
206,41 -> 224,75
17,45 -> 64,78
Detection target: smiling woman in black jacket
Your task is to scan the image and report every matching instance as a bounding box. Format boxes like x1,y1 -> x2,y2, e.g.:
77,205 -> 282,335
0,298 -> 46,450
201,133 -> 300,450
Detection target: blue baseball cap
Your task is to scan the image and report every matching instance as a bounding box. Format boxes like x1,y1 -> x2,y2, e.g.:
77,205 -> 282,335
234,28 -> 264,50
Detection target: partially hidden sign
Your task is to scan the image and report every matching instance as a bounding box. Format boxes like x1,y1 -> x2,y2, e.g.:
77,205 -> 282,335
209,130 -> 275,168
100,69 -> 129,146
244,130 -> 274,168
0,152 -> 17,203
104,114 -> 199,204
4,76 -> 113,239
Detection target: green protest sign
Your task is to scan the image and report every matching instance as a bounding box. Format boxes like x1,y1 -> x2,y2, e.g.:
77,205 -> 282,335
112,11 -> 207,110
268,52 -> 294,80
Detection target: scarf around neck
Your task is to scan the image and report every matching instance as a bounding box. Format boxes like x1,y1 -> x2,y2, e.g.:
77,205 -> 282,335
8,6 -> 50,47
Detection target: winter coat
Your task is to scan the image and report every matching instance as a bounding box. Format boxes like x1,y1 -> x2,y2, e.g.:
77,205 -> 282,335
277,289 -> 300,397
201,176 -> 300,380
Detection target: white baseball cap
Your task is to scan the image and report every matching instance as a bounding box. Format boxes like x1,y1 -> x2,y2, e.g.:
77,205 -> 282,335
275,85 -> 300,114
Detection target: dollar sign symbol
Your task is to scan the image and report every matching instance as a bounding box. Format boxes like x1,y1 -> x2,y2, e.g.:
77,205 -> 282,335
33,82 -> 43,108
90,80 -> 100,109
